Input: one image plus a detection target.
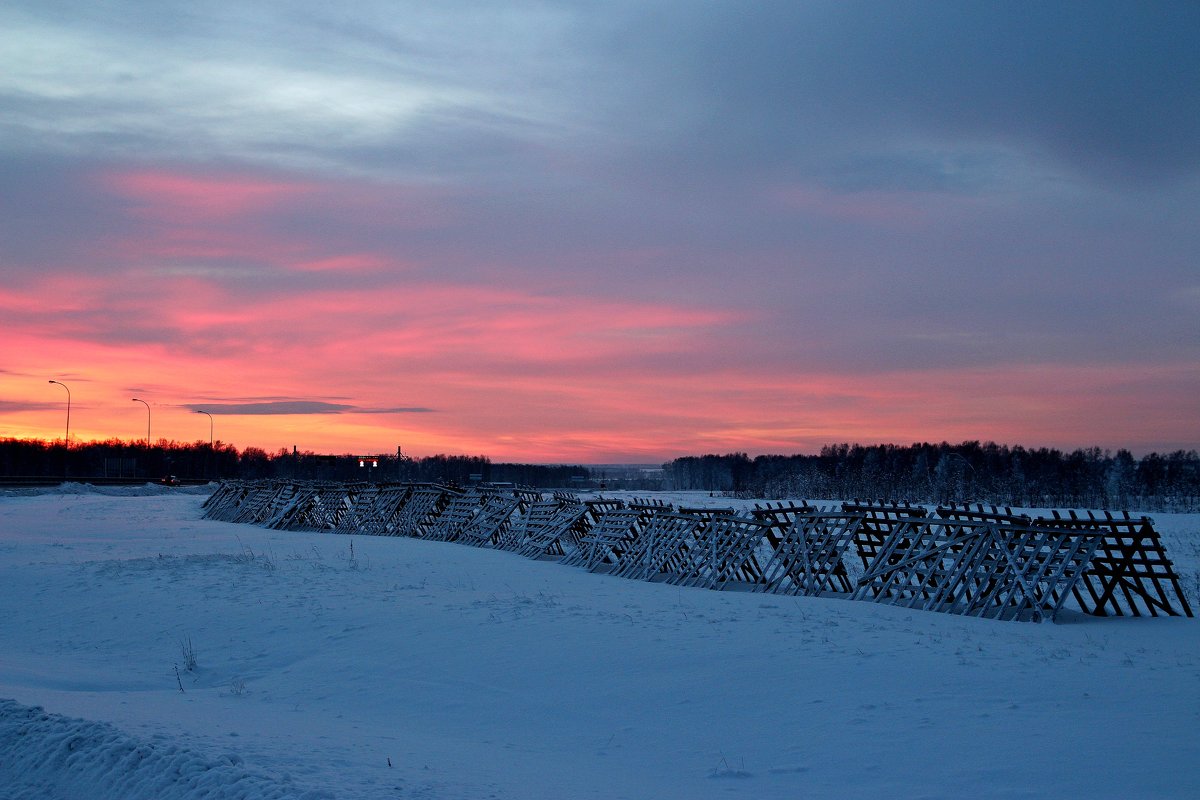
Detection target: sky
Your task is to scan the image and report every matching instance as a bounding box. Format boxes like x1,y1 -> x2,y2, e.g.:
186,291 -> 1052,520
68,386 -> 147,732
1,1 -> 1197,463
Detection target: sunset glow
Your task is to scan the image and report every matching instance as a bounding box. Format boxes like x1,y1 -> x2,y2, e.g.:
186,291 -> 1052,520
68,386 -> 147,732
2,3 -> 1197,462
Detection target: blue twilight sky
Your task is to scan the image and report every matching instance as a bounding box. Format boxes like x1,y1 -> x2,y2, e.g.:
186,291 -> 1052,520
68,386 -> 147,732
1,1 -> 1197,460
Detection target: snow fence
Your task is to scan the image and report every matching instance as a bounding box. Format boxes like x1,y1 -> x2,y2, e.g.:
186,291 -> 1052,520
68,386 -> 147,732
201,481 -> 1194,622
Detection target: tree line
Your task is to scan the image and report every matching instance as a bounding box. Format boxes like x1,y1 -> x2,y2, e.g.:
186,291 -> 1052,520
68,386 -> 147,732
663,442 -> 1200,512
5,437 -> 1198,511
0,438 -> 591,489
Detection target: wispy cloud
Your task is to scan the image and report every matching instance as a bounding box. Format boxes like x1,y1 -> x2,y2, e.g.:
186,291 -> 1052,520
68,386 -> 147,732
184,401 -> 433,415
0,400 -> 59,413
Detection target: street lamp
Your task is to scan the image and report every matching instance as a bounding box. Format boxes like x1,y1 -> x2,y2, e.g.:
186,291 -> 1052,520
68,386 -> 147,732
131,398 -> 150,446
195,410 -> 214,480
48,380 -> 71,445
195,410 -> 213,447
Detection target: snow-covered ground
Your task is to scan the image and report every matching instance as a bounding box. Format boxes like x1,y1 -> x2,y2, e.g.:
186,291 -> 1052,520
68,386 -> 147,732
1,486 -> 1197,799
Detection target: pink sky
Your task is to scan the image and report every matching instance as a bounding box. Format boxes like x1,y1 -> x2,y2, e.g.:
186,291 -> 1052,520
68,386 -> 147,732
3,169 -> 1194,460
2,5 -> 1198,461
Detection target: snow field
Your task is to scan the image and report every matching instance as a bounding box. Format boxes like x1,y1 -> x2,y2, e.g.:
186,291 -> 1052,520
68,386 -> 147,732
1,488 -> 1198,799
0,698 -> 332,800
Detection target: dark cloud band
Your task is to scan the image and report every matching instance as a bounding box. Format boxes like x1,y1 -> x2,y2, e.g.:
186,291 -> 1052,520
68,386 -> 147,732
185,401 -> 433,415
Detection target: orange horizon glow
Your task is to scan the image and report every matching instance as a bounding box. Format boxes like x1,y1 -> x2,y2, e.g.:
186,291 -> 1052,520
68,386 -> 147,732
3,166 -> 1197,463
6,360 -> 1195,463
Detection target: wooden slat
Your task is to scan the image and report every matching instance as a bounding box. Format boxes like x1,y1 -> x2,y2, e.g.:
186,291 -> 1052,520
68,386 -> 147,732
515,502 -> 589,559
843,500 -> 928,571
358,485 -> 413,535
1035,510 -> 1193,617
573,509 -> 642,572
388,486 -> 449,537
669,515 -> 771,590
457,495 -> 520,547
759,512 -> 863,595
424,492 -> 485,541
611,512 -> 703,581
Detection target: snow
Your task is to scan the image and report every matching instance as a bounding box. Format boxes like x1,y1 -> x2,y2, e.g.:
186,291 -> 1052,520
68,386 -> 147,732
1,485 -> 1198,799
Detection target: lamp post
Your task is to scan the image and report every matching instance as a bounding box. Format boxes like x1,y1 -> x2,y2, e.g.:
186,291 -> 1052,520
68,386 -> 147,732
48,380 -> 71,445
195,410 -> 214,480
195,410 -> 213,447
131,398 -> 150,447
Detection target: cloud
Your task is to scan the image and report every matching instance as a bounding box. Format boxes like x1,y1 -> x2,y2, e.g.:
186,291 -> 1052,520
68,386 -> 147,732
184,401 -> 433,415
4,2 -> 1196,193
601,1 -> 1200,189
103,170 -> 314,220
0,1 -> 587,181
0,2 -> 1196,459
0,400 -> 59,413
360,407 -> 435,414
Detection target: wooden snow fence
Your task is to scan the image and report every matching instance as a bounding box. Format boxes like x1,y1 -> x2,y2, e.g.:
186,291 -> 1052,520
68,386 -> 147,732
501,499 -> 590,559
206,480 -> 294,523
199,480 -> 254,521
678,505 -> 736,521
611,511 -> 703,581
758,511 -> 865,595
601,507 -> 769,588
333,484 -> 379,533
205,480 -> 266,524
586,498 -> 626,518
264,482 -> 349,531
388,485 -> 451,537
851,517 -> 1106,622
751,502 -> 816,543
628,497 -> 672,512
456,494 -> 521,547
600,498 -> 680,568
510,489 -> 542,510
843,500 -> 929,571
668,514 -> 773,590
260,482 -> 308,529
371,484 -> 421,534
935,505 -> 1194,617
199,481 -> 1193,623
560,498 -> 627,567
258,482 -> 304,529
423,491 -> 487,541
1034,510 -> 1193,617
936,503 -> 1030,526
354,484 -> 413,535
565,501 -> 676,573
320,484 -> 356,530
229,481 -> 296,526
571,508 -> 642,571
